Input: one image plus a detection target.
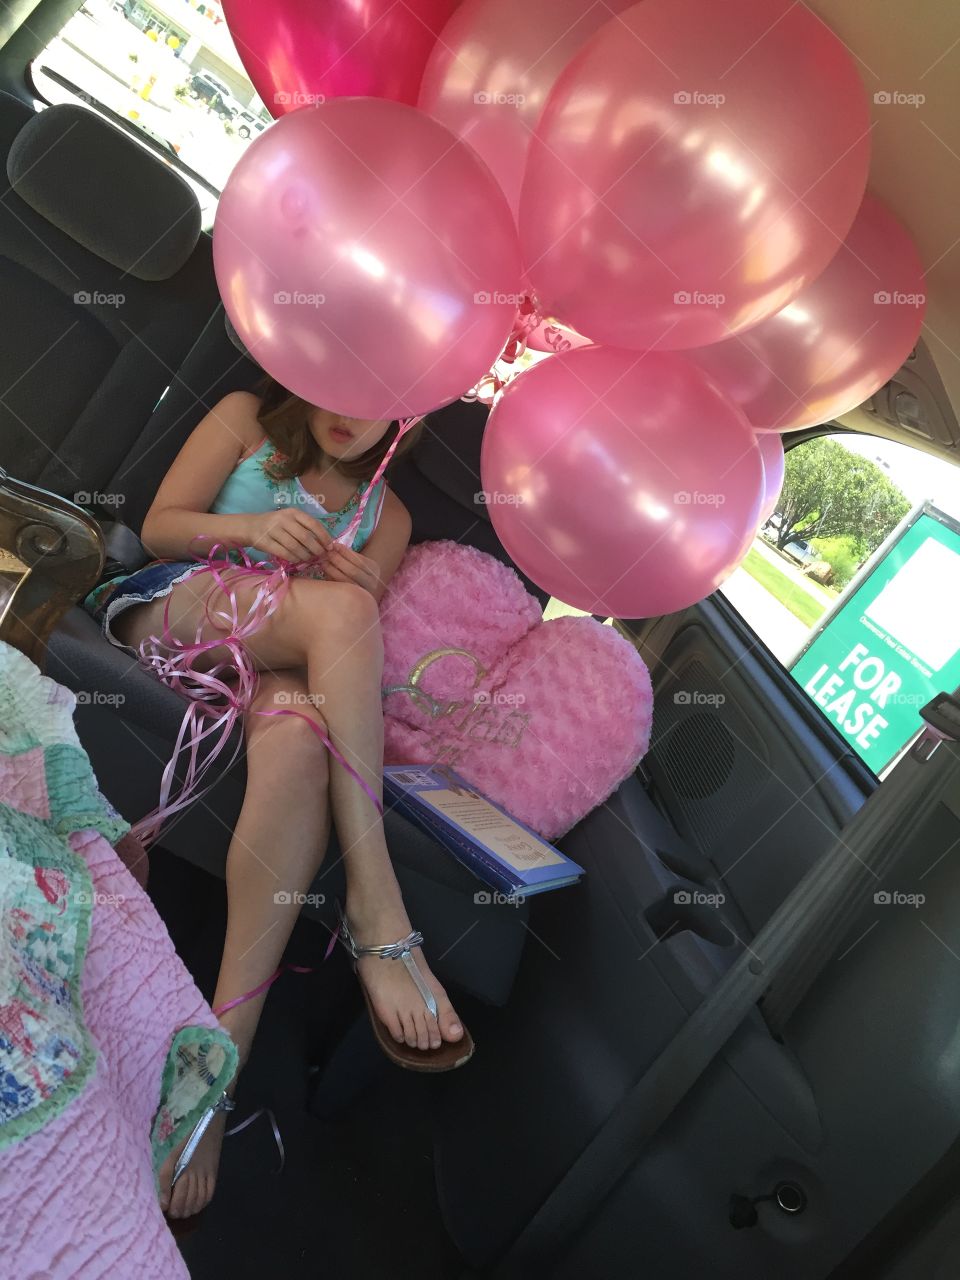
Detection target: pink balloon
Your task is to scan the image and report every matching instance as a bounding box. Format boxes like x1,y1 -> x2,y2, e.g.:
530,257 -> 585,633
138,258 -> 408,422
520,0 -> 870,351
221,0 -> 458,111
419,0 -> 634,217
686,195 -> 926,431
480,347 -> 763,617
757,432 -> 785,526
213,99 -> 522,420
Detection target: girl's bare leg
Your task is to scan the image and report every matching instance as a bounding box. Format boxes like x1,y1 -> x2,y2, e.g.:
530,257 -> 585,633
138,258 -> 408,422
120,571 -> 463,1058
143,666 -> 331,1218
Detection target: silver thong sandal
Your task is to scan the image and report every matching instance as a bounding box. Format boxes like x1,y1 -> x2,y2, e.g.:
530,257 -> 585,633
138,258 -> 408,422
336,905 -> 474,1072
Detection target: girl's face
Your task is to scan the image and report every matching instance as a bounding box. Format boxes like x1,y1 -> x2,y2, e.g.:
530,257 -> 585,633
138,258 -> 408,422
307,406 -> 391,462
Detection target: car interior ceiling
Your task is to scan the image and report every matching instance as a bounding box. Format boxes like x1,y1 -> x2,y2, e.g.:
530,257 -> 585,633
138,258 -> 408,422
1,2 -> 960,1279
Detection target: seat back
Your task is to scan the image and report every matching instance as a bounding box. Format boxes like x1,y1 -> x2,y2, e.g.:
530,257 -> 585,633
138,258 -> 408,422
0,93 -> 219,504
121,306 -> 550,603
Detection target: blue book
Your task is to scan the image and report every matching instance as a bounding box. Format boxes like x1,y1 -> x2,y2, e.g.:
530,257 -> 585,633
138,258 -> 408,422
383,764 -> 584,899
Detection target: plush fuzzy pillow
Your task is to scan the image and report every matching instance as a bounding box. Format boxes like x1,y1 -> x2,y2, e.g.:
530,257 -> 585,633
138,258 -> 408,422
379,541 -> 654,840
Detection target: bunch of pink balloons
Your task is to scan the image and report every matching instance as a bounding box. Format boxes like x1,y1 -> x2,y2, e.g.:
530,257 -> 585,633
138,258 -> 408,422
214,99 -> 521,419
213,0 -> 926,617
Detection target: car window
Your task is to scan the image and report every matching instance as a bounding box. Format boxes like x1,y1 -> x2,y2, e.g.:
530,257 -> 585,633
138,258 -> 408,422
720,432 -> 960,775
31,0 -> 270,227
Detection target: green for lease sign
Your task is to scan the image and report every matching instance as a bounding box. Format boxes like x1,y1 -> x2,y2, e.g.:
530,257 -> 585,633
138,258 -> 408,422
791,505 -> 960,772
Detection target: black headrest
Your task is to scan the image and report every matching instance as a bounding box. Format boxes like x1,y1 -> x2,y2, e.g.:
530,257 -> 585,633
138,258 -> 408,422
7,103 -> 200,281
225,309 -> 253,359
0,92 -> 33,157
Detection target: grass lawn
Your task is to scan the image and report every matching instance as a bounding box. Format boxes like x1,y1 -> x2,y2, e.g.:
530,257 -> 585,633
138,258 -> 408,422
741,548 -> 828,627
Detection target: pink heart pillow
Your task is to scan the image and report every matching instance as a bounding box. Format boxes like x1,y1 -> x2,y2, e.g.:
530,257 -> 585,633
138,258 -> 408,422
380,541 -> 653,840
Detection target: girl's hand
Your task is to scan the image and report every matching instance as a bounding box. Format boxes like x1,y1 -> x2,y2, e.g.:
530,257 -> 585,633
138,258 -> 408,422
244,508 -> 332,564
320,540 -> 383,598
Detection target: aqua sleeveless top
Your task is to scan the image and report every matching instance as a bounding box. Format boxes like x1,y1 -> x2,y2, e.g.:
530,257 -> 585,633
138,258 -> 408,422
210,437 -> 386,561
81,437 -> 387,619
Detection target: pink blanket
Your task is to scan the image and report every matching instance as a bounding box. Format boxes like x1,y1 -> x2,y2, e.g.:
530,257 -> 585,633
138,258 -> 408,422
0,641 -> 236,1279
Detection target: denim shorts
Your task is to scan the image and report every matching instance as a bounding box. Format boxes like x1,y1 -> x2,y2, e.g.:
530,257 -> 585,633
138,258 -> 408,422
82,559 -> 207,651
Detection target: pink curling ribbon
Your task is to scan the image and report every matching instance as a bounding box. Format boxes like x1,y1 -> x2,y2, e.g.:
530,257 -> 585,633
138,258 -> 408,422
462,292 -> 544,406
225,1106 -> 286,1174
213,963 -> 315,1016
130,414 -> 423,850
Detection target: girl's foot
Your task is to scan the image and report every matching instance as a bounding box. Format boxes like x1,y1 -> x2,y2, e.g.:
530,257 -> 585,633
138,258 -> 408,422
344,895 -> 465,1052
158,1095 -> 231,1219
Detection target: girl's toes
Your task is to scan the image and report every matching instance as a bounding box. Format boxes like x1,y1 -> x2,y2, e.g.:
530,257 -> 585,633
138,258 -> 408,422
438,1001 -> 464,1044
414,1008 -> 433,1052
180,1175 -> 200,1219
168,1181 -> 186,1219
401,1010 -> 419,1048
383,1009 -> 405,1044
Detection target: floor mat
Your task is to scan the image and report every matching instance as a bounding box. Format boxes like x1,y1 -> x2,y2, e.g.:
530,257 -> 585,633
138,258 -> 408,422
147,852 -> 464,1280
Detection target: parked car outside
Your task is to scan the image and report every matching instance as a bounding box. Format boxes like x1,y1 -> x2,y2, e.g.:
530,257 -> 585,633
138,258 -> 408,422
235,108 -> 269,139
783,537 -> 818,565
189,71 -> 238,119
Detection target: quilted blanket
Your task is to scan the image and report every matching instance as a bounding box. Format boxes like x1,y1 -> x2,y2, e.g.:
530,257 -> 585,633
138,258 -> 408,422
0,640 -> 237,1279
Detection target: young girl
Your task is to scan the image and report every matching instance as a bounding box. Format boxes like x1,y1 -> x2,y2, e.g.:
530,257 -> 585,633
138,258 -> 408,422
83,379 -> 470,1220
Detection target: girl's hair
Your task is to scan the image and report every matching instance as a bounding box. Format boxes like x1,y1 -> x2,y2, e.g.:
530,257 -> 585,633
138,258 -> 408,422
255,375 -> 424,482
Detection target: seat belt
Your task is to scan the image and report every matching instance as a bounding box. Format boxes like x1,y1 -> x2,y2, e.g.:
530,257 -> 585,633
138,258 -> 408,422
489,695 -> 960,1279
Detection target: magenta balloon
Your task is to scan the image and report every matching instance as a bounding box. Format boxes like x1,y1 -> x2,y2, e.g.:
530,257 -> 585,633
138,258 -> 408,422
756,432 -> 785,526
686,195 -> 927,432
213,99 -> 522,420
480,347 -> 764,617
221,0 -> 458,111
419,0 -> 634,217
520,0 -> 871,351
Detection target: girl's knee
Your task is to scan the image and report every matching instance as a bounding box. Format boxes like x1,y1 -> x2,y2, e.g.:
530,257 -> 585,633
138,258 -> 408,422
248,704 -> 330,784
288,579 -> 381,634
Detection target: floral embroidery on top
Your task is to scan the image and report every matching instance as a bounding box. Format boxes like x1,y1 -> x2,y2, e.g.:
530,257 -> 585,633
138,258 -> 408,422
258,444 -> 367,524
258,445 -> 290,489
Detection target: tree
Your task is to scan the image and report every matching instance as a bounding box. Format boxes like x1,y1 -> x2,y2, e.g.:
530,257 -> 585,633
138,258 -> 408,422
771,437 -> 910,555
